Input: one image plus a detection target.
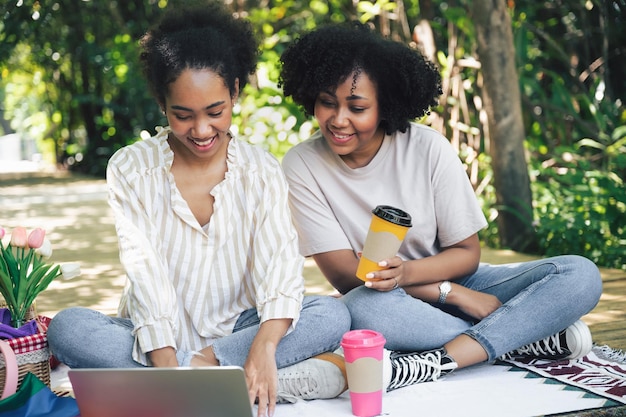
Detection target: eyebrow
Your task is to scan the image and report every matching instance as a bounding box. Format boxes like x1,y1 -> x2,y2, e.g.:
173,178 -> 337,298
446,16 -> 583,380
320,90 -> 368,101
169,101 -> 226,111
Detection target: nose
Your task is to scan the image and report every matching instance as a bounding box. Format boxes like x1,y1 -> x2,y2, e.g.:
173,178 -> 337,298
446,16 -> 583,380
191,117 -> 213,138
330,106 -> 350,128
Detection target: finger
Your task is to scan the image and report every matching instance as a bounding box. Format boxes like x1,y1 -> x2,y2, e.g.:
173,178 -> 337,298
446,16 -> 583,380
268,377 -> 277,417
391,277 -> 399,290
371,277 -> 397,291
268,395 -> 276,417
364,278 -> 393,291
366,269 -> 394,281
380,276 -> 399,291
256,389 -> 268,417
383,256 -> 402,267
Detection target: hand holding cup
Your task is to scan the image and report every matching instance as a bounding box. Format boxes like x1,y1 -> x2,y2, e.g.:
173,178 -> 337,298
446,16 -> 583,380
356,205 -> 412,282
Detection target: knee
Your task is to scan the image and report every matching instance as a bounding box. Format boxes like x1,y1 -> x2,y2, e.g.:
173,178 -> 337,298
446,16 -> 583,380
306,295 -> 351,336
341,286 -> 379,316
341,287 -> 391,329
48,307 -> 93,349
560,255 -> 603,302
578,255 -> 603,298
566,254 -> 601,283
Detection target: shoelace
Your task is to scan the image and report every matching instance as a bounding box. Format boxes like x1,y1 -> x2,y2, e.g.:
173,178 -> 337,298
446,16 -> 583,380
513,331 -> 568,357
388,350 -> 444,391
276,371 -> 318,403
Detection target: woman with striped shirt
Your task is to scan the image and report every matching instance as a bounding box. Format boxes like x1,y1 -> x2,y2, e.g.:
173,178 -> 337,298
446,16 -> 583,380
47,2 -> 350,415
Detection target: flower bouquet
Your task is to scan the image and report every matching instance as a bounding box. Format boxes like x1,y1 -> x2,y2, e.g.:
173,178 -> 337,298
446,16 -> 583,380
0,226 -> 80,328
0,226 -> 80,391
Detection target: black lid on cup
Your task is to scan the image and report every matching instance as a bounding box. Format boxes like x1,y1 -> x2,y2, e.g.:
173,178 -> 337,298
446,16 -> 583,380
372,205 -> 412,227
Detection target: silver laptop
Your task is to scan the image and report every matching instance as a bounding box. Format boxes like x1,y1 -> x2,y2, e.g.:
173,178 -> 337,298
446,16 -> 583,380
68,366 -> 254,417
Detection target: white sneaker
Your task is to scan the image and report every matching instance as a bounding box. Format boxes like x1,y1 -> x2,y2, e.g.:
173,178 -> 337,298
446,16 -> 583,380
276,352 -> 348,403
501,320 -> 593,361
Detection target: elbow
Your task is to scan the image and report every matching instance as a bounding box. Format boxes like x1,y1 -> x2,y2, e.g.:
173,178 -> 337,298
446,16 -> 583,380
330,277 -> 361,296
467,261 -> 479,276
464,248 -> 481,276
462,234 -> 481,276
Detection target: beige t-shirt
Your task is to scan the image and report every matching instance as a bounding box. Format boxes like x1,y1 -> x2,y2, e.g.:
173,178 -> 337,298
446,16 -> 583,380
282,123 -> 487,261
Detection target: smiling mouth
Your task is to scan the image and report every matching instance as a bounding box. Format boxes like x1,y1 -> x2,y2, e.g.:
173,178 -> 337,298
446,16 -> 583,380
189,136 -> 216,147
330,130 -> 354,142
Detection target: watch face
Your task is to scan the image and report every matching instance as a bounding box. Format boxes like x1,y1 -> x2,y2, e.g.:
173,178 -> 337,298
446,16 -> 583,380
438,281 -> 451,304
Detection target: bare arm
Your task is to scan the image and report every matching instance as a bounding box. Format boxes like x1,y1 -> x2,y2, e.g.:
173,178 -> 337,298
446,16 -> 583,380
245,318 -> 292,417
314,234 -> 481,295
312,249 -> 362,295
148,347 -> 178,367
401,234 -> 482,289
192,318 -> 292,417
313,234 -> 501,320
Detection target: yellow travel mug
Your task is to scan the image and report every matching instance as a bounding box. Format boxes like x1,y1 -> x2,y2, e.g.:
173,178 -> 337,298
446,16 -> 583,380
356,205 -> 412,281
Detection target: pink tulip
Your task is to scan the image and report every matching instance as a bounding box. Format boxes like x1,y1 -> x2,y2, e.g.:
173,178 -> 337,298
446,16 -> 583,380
27,228 -> 46,249
10,227 -> 28,248
0,227 -> 5,239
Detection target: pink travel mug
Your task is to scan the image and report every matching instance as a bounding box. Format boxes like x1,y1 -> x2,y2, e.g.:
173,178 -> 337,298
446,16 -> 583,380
341,330 -> 386,417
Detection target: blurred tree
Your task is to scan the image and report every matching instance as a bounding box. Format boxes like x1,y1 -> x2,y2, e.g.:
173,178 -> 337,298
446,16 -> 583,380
1,0 -> 164,174
1,0 -> 624,266
471,0 -> 536,251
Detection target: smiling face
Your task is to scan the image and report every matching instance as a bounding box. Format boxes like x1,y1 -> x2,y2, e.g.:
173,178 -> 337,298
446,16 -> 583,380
164,68 -> 238,162
313,70 -> 385,168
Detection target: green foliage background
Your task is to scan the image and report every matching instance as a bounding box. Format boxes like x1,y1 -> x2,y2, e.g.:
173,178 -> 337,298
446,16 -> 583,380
1,0 -> 624,269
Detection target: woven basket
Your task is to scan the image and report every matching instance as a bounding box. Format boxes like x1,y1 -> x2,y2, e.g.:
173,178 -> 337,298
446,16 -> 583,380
0,303 -> 51,392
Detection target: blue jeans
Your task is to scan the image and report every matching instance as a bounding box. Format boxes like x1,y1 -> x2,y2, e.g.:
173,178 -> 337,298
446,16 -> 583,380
48,295 -> 350,368
342,255 -> 602,362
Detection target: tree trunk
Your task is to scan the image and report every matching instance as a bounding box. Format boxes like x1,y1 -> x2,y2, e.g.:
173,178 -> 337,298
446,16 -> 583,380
0,107 -> 14,135
471,0 -> 537,252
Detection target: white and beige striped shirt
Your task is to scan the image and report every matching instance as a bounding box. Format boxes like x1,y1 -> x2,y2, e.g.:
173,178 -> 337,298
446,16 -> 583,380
106,126 -> 305,365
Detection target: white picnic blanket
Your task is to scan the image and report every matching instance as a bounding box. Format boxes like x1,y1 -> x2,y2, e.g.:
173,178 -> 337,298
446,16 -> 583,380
52,349 -> 619,417
272,361 -> 609,417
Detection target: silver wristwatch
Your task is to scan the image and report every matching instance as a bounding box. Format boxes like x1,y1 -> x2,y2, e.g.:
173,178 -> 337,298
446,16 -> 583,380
438,281 -> 451,304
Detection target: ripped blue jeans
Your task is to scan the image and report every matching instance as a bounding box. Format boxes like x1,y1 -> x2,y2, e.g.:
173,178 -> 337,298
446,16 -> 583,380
342,255 -> 602,361
48,295 -> 350,368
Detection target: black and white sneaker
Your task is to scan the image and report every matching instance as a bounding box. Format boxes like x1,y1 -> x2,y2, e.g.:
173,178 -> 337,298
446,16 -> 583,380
386,348 -> 458,391
501,320 -> 593,361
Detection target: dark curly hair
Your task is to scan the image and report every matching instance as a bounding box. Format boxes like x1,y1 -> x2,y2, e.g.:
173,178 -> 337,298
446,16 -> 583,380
279,22 -> 442,134
139,0 -> 258,108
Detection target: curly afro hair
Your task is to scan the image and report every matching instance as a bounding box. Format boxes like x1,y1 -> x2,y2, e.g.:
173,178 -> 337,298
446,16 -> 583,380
279,22 -> 442,134
139,0 -> 258,108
